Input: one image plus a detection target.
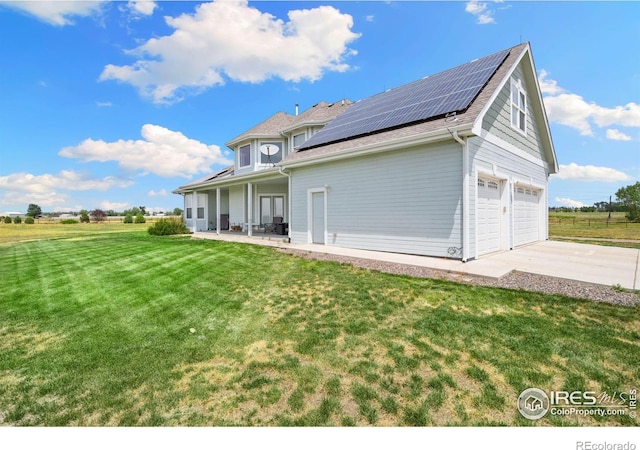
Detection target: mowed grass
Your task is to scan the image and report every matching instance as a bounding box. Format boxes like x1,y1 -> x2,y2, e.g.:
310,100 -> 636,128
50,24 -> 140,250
0,229 -> 638,426
0,222 -> 152,245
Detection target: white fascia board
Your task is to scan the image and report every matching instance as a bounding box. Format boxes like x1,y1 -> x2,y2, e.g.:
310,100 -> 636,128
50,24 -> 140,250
280,124 -> 471,170
281,121 -> 330,135
225,134 -> 282,150
175,168 -> 284,193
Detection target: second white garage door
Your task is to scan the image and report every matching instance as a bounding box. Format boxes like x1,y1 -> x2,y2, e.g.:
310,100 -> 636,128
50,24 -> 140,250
514,186 -> 541,246
477,177 -> 501,255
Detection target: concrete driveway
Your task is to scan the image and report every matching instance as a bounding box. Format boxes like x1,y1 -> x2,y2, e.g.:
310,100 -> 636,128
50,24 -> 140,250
467,241 -> 640,290
292,240 -> 640,290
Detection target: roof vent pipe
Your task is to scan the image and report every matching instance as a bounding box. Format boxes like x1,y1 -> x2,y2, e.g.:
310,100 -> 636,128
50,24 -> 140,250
295,104 -> 299,116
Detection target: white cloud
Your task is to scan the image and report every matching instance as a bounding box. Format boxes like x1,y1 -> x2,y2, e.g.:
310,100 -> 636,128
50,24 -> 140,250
148,189 -> 168,197
60,124 -> 232,178
606,129 -> 632,141
100,0 -> 360,104
465,1 -> 496,24
127,1 -> 156,16
538,69 -> 564,96
540,70 -> 640,138
555,197 -> 586,208
554,163 -> 631,182
365,15 -> 374,22
0,170 -> 132,207
100,201 -> 129,211
96,101 -> 112,108
0,0 -> 106,26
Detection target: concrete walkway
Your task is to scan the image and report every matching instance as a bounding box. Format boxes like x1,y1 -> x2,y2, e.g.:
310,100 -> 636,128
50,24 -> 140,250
193,232 -> 640,290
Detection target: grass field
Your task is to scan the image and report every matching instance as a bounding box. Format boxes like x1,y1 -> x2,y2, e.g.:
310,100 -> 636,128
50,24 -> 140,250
0,225 -> 638,426
549,212 -> 640,243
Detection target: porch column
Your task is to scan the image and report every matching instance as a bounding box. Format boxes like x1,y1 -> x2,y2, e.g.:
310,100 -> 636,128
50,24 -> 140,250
216,187 -> 221,235
247,182 -> 253,237
192,191 -> 198,233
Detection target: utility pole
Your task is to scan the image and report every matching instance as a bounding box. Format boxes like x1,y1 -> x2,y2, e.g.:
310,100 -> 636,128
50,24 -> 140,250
608,195 -> 612,220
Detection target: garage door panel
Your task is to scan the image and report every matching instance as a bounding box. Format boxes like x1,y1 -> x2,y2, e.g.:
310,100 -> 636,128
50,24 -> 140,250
514,186 -> 540,246
477,178 -> 501,255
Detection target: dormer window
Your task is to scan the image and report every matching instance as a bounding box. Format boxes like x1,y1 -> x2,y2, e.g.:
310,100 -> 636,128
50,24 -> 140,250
510,78 -> 527,134
293,133 -> 306,150
239,144 -> 251,168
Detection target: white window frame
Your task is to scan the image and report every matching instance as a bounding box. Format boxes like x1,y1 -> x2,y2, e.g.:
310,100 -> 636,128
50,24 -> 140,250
239,144 -> 251,168
510,78 -> 527,135
292,132 -> 306,151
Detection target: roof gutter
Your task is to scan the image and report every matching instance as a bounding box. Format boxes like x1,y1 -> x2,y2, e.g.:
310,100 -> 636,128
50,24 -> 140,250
451,129 -> 470,263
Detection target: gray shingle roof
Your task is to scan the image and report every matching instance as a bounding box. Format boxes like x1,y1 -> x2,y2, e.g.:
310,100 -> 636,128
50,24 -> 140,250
226,111 -> 295,148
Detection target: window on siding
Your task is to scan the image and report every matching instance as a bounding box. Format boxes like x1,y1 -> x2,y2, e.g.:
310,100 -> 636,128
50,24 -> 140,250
478,179 -> 485,188
197,207 -> 205,219
186,208 -> 192,219
239,145 -> 251,167
488,181 -> 499,190
293,133 -> 306,150
510,78 -> 527,134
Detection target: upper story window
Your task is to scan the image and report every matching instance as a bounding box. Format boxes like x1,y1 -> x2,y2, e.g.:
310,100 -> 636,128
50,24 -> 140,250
259,142 -> 282,165
293,133 -> 306,150
239,144 -> 251,168
510,78 -> 527,134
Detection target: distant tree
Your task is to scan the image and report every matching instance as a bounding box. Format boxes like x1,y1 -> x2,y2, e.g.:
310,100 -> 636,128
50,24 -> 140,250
90,209 -> 107,223
135,213 -> 146,224
124,207 -> 140,216
3,216 -> 12,224
13,216 -> 22,224
123,213 -> 134,224
79,211 -> 90,223
173,207 -> 183,216
616,182 -> 640,222
24,216 -> 35,224
26,203 -> 42,218
139,206 -> 147,216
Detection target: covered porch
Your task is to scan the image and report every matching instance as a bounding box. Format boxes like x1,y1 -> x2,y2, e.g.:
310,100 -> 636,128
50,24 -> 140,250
182,173 -> 290,238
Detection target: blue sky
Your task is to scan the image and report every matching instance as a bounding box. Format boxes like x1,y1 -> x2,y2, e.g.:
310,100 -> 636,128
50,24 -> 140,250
0,0 -> 638,214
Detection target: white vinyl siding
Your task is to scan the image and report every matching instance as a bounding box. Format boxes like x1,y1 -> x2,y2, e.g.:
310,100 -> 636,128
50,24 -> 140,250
290,141 -> 463,257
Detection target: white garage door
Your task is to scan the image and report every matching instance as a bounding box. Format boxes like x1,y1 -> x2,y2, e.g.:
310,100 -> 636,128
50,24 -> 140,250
514,186 -> 540,246
477,178 -> 501,255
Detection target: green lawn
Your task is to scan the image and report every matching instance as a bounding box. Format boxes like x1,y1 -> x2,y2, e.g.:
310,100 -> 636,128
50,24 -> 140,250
0,229 -> 638,426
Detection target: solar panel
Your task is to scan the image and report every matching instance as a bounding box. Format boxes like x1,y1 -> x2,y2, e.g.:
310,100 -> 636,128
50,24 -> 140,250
298,48 -> 510,150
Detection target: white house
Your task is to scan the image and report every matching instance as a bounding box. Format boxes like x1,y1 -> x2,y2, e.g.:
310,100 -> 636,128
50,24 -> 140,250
174,43 -> 558,261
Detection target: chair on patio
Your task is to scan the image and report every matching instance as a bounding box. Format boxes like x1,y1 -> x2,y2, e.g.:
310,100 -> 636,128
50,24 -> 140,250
263,216 -> 283,234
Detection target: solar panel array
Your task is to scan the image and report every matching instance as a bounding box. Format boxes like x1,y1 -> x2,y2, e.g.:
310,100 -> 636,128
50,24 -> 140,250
298,48 -> 510,151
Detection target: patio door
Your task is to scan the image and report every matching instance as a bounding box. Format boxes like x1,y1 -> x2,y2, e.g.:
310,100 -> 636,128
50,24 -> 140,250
260,195 -> 284,225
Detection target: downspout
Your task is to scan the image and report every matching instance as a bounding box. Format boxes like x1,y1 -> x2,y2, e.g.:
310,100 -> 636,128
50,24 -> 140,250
279,166 -> 292,240
451,130 -> 469,262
